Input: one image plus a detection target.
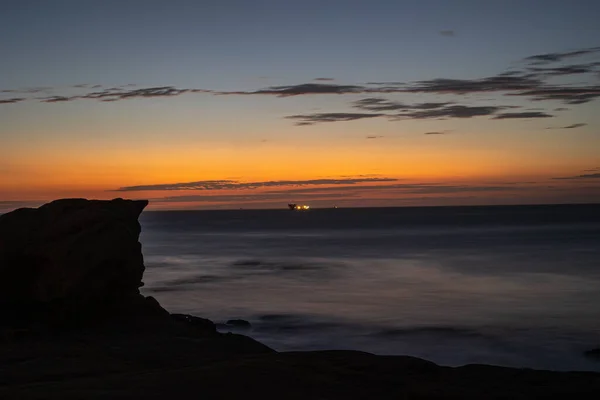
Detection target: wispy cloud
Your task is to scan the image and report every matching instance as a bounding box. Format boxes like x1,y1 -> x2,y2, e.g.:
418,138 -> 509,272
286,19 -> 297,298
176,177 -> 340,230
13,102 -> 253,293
285,112 -> 386,125
116,177 -> 398,192
492,111 -> 553,119
153,192 -> 351,204
82,86 -> 193,101
524,47 -> 600,65
354,98 -> 453,112
40,96 -> 74,103
424,131 -> 448,135
553,173 -> 600,180
509,85 -> 600,104
37,86 -> 203,103
546,123 -> 587,129
0,98 -> 25,104
400,76 -> 543,94
400,105 -> 500,119
3,45 -> 599,136
216,83 -> 366,97
1,87 -> 53,94
439,30 -> 455,37
149,183 -> 530,206
526,62 -> 600,77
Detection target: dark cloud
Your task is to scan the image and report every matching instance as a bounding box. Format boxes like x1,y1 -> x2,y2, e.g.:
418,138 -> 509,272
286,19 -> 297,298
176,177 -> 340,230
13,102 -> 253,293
554,107 -> 569,111
354,98 -> 410,111
0,98 -> 25,104
365,81 -> 405,86
116,177 -> 398,192
546,123 -> 587,129
285,112 -> 386,125
424,131 -> 447,135
400,105 -> 500,119
3,46 -> 598,129
151,183 -> 527,205
41,96 -> 77,103
1,87 -> 53,94
527,62 -> 600,77
493,111 -> 553,119
561,123 -> 587,129
35,86 -> 201,103
509,85 -> 600,104
524,47 -> 600,65
498,71 -> 523,77
439,30 -> 455,37
153,192 -> 351,204
352,98 -> 505,121
554,173 -> 600,180
218,83 -> 366,97
354,98 -> 453,112
292,101 -> 509,125
366,135 -> 384,139
403,76 -> 543,94
82,86 -> 191,101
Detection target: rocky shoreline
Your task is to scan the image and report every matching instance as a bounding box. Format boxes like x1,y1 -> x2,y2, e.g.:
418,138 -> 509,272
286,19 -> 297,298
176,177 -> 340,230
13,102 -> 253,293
1,199 -> 599,399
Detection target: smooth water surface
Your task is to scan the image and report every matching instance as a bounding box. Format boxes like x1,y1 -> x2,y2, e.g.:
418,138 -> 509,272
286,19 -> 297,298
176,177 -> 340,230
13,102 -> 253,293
140,204 -> 600,371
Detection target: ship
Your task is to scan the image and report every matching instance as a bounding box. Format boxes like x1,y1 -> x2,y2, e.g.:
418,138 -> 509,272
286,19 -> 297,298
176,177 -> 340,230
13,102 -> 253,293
288,203 -> 310,210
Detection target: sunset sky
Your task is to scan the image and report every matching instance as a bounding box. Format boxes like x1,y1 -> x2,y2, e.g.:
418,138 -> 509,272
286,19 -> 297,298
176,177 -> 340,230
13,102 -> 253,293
1,0 -> 599,211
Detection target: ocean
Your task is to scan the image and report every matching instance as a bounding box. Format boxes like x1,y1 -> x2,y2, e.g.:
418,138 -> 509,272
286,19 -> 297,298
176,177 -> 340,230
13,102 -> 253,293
139,204 -> 600,371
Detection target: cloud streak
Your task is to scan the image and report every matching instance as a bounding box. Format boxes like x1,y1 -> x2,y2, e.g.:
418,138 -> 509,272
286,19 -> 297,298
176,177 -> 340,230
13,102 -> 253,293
353,98 -> 453,112
492,111 -> 553,119
285,112 -> 386,125
524,47 -> 600,65
0,98 -> 25,104
400,76 -> 543,94
216,83 -> 366,97
116,177 -> 398,192
546,123 -> 587,129
527,62 -> 600,77
554,173 -> 600,180
399,105 -> 501,119
508,85 -> 600,104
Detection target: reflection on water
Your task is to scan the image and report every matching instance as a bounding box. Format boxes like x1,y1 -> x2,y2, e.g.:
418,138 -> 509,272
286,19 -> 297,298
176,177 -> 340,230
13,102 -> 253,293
139,205 -> 600,371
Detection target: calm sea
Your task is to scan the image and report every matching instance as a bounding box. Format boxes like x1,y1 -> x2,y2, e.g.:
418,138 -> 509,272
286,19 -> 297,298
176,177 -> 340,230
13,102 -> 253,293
139,204 -> 600,371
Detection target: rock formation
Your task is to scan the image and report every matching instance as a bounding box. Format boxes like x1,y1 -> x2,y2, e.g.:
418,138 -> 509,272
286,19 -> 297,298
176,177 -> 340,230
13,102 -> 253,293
0,198 -> 166,329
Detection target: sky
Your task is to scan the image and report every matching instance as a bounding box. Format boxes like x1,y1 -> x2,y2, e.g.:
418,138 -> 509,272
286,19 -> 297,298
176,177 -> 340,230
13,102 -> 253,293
1,0 -> 599,211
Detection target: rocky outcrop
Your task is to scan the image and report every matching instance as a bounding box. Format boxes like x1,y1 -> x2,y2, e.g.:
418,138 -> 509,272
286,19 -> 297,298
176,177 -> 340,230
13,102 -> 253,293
0,198 -> 166,329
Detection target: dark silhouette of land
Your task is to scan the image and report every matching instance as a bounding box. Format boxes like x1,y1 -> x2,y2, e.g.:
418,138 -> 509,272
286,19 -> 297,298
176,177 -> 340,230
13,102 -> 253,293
1,199 -> 599,399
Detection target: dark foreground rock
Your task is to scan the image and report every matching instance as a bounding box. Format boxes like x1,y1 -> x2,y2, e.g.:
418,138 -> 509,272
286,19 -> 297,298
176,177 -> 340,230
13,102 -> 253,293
1,199 -> 599,399
0,198 -> 167,329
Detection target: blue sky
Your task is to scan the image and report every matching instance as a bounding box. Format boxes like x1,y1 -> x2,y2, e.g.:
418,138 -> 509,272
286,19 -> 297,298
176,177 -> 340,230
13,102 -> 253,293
3,0 -> 600,88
